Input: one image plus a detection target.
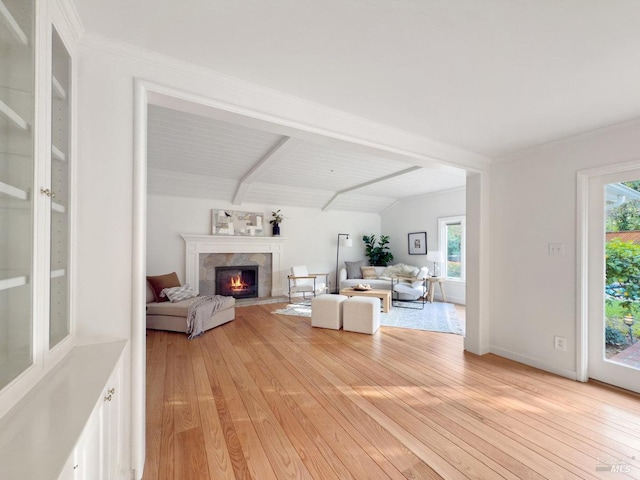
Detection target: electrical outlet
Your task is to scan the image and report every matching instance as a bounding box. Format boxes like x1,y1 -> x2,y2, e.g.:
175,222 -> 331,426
554,336 -> 566,351
549,243 -> 564,255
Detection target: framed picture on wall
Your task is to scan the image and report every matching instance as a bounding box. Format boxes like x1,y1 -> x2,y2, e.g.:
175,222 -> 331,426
408,232 -> 427,255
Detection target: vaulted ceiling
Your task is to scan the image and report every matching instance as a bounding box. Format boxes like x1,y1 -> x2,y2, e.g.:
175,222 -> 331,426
147,105 -> 467,213
73,0 -> 640,212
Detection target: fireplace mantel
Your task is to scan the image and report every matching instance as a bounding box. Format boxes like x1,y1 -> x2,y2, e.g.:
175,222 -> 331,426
181,235 -> 286,296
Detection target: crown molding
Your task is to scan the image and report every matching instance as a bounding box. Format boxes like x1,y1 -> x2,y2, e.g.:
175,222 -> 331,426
81,33 -> 490,173
411,184 -> 467,202
385,185 -> 467,213
492,115 -> 640,164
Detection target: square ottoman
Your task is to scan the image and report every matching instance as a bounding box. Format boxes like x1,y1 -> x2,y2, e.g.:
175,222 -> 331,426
311,294 -> 348,330
343,296 -> 381,334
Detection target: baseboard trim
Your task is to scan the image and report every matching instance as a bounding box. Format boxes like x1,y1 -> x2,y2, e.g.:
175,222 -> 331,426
490,346 -> 578,381
433,294 -> 465,305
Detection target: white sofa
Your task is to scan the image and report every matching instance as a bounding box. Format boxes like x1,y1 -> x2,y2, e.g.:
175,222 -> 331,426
339,263 -> 429,301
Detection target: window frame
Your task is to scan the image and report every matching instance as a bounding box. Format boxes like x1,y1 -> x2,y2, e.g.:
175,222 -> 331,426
438,215 -> 466,282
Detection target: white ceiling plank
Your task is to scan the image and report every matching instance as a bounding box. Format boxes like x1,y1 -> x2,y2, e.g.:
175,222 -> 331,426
245,182 -> 335,210
147,103 -> 466,213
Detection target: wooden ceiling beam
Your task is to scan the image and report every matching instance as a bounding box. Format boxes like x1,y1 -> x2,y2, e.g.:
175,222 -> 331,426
232,136 -> 296,205
322,166 -> 422,211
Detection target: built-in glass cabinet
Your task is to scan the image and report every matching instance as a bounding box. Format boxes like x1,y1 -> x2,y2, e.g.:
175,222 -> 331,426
50,27 -> 71,349
0,0 -> 73,398
0,0 -> 36,390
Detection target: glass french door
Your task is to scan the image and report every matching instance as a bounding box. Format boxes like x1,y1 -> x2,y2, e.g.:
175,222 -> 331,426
587,169 -> 640,393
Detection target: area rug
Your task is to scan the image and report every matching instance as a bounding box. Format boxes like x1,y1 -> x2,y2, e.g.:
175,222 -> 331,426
273,301 -> 464,335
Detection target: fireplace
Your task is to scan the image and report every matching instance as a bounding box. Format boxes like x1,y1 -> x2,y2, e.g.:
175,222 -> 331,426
215,266 -> 259,299
182,235 -> 285,297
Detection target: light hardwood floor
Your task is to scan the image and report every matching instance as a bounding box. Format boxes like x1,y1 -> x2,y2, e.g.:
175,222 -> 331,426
144,303 -> 640,479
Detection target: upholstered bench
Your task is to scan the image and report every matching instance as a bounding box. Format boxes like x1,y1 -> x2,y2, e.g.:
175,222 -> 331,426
146,281 -> 235,334
343,296 -> 381,334
311,294 -> 347,330
146,296 -> 235,333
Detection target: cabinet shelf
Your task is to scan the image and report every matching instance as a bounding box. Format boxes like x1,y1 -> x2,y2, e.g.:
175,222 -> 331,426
0,274 -> 28,291
0,98 -> 29,130
51,201 -> 66,213
0,0 -> 28,46
0,180 -> 28,201
51,269 -> 65,279
51,144 -> 66,161
52,75 -> 66,100
0,182 -> 66,211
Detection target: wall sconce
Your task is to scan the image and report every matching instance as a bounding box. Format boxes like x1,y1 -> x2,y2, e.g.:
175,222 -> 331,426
335,233 -> 352,293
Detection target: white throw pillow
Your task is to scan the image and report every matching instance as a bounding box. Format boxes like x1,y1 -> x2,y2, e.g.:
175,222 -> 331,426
161,284 -> 197,303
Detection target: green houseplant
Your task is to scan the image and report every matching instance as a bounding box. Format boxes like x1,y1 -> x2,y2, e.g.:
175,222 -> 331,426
362,234 -> 394,266
270,210 -> 283,236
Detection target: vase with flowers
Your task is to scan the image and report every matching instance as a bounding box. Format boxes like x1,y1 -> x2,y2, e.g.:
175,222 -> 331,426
270,209 -> 283,236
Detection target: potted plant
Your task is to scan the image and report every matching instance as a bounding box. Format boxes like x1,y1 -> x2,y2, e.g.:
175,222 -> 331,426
270,209 -> 283,236
362,234 -> 394,266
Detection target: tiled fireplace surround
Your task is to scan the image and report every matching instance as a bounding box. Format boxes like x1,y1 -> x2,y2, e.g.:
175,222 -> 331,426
182,235 -> 286,298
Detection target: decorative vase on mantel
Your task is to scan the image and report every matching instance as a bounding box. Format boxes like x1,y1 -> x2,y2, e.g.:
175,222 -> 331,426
270,209 -> 283,236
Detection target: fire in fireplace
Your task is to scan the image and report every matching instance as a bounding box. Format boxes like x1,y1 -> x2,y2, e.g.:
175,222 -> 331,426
215,266 -> 259,299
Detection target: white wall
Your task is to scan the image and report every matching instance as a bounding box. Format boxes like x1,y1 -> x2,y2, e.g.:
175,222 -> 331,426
381,187 -> 466,304
147,194 -> 379,293
75,49 -> 136,343
489,119 -> 640,378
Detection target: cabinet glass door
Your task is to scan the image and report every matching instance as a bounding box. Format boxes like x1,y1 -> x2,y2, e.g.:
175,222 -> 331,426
49,27 -> 70,349
0,0 -> 35,388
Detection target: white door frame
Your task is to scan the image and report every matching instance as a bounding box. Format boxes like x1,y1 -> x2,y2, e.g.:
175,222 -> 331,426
576,158 -> 640,385
131,79 -> 491,477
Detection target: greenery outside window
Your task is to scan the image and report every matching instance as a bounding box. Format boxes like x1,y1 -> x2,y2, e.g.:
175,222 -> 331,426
438,216 -> 466,281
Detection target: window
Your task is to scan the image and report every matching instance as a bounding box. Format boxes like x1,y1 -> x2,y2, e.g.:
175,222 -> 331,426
438,216 -> 466,281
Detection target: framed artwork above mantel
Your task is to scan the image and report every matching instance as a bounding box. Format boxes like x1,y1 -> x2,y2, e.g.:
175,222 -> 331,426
211,210 -> 264,236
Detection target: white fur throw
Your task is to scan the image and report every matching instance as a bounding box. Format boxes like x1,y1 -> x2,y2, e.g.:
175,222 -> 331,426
381,264 -> 420,278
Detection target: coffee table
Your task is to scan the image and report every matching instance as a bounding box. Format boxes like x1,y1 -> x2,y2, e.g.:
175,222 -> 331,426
339,288 -> 391,313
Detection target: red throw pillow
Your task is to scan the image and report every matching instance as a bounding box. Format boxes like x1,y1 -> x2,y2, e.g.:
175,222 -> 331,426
146,272 -> 181,302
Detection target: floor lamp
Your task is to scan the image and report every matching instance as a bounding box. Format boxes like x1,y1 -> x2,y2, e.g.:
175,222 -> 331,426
335,233 -> 353,293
